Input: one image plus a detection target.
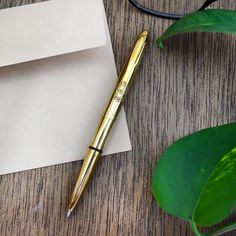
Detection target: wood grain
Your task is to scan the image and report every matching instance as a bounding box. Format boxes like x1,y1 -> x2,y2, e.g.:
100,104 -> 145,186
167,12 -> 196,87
0,0 -> 236,235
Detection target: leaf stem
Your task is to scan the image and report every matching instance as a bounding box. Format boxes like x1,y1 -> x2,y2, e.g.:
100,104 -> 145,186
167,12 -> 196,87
191,222 -> 203,236
205,222 -> 236,236
190,221 -> 236,236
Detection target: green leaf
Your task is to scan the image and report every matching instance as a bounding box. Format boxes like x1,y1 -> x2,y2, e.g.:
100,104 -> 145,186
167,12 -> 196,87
157,10 -> 236,48
152,123 -> 236,228
194,147 -> 236,226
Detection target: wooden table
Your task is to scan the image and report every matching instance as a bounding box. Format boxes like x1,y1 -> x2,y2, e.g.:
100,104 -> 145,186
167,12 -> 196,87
1,0 -> 235,235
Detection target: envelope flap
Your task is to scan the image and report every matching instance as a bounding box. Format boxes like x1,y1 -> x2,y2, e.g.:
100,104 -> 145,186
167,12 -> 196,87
0,0 -> 107,67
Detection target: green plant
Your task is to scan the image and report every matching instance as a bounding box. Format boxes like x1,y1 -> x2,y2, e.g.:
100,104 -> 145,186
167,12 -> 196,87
153,8 -> 236,236
157,10 -> 236,49
152,124 -> 236,235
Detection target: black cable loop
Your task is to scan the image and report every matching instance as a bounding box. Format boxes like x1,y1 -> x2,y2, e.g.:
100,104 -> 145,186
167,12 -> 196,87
128,0 -> 219,20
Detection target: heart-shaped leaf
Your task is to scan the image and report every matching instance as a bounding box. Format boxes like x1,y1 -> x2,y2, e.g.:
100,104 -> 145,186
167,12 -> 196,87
157,10 -> 236,49
152,123 -> 236,234
194,146 -> 236,226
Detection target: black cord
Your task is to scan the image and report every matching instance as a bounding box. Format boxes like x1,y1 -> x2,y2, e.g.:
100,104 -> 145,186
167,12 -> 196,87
198,0 -> 218,11
128,0 -> 219,20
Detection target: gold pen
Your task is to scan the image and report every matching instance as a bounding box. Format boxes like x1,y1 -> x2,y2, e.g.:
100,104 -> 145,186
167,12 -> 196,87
67,30 -> 148,217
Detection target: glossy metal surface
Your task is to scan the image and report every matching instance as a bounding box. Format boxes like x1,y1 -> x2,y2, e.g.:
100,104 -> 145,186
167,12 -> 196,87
67,30 -> 148,216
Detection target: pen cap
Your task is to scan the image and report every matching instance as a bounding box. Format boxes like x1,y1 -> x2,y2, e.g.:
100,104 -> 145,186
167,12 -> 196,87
92,30 -> 148,150
117,30 -> 148,92
103,30 -> 148,119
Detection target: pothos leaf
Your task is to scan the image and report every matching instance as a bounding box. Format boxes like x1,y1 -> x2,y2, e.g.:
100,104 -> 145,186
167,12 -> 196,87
152,123 -> 236,235
157,10 -> 236,49
194,147 -> 236,226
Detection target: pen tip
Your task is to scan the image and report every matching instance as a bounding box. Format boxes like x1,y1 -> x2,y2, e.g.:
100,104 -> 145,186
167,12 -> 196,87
66,209 -> 72,218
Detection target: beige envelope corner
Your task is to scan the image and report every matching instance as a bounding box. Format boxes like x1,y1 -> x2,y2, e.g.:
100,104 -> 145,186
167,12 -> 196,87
0,0 -> 132,175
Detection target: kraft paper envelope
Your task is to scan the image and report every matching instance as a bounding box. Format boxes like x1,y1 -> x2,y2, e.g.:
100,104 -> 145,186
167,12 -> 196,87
0,0 -> 131,175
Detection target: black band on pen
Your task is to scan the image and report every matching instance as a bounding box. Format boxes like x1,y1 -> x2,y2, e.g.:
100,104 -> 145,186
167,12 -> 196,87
89,146 -> 103,154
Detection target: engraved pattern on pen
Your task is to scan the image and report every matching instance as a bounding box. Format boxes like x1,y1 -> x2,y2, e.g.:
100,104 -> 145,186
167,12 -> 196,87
114,81 -> 127,102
